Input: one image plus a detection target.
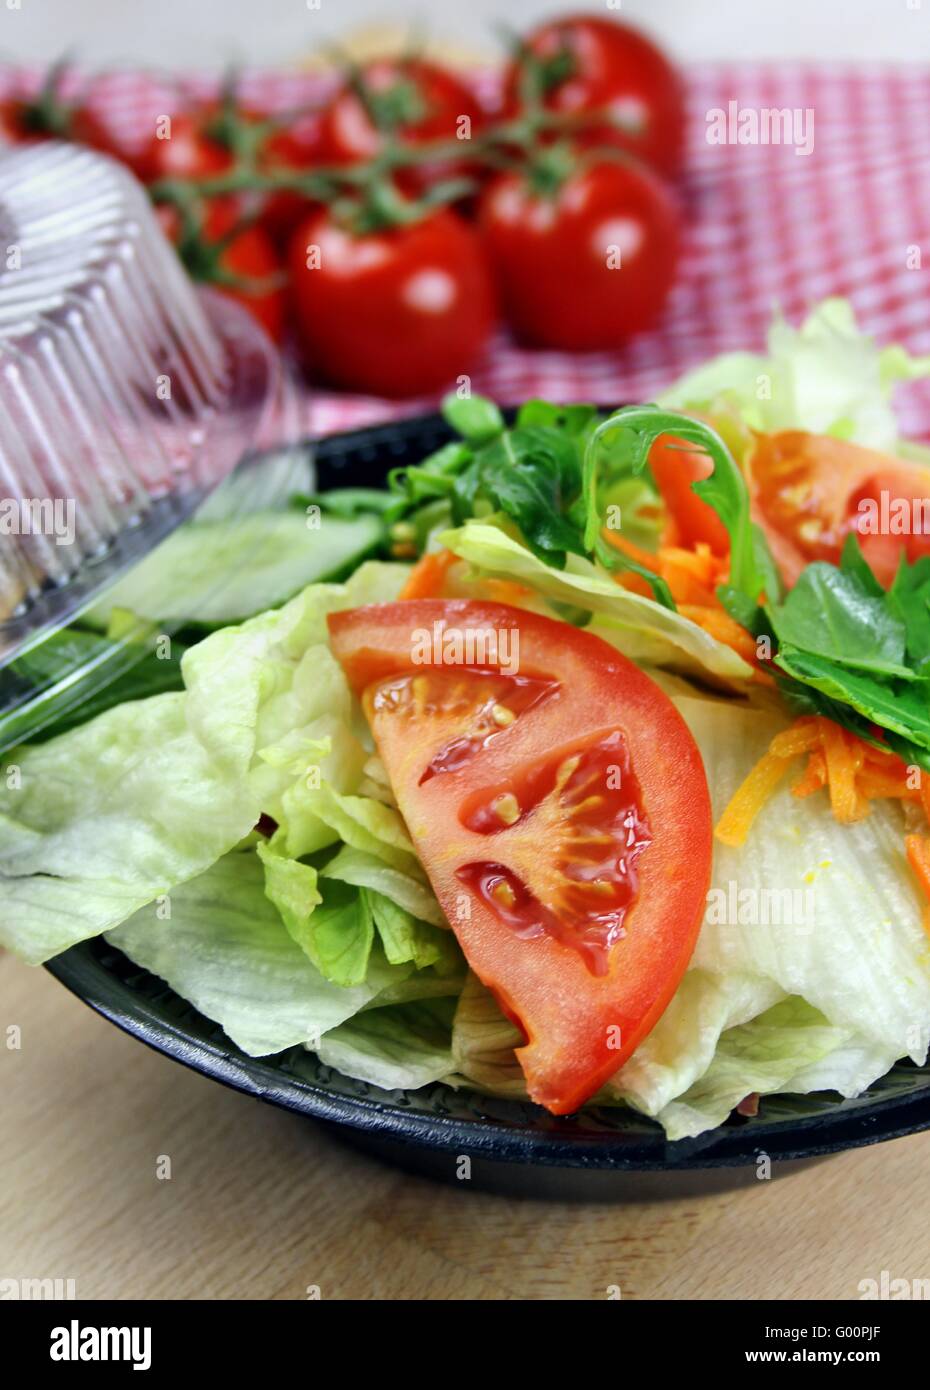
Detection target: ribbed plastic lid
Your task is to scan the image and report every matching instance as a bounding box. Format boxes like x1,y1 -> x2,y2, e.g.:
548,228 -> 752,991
0,141 -> 313,747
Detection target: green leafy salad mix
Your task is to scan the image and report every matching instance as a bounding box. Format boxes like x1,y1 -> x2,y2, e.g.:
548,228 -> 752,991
3,299 -> 930,1139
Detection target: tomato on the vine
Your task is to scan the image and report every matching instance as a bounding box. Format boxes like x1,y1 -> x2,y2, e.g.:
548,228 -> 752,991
136,111 -> 235,184
478,155 -> 680,350
504,14 -> 685,176
258,111 -> 326,247
158,200 -> 287,343
316,58 -> 485,191
329,599 -> 711,1114
288,205 -> 495,396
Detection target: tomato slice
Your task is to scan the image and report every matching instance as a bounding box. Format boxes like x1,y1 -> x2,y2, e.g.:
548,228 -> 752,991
748,431 -> 930,588
328,600 -> 712,1114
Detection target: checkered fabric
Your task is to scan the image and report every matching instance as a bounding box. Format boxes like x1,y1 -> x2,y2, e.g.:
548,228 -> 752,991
4,62 -> 930,440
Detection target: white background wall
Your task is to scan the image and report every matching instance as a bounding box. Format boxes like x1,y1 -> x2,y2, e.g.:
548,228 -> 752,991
0,0 -> 928,69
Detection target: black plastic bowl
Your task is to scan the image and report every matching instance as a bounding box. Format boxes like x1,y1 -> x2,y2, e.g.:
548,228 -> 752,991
43,412 -> 930,1199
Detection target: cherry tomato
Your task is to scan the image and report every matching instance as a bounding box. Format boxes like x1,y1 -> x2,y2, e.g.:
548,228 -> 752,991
288,206 -> 495,397
158,200 -> 286,343
478,157 -> 680,350
135,111 -> 234,184
749,432 -> 930,589
316,58 -> 484,191
0,92 -> 140,167
0,99 -> 38,142
258,112 -> 326,247
329,599 -> 711,1114
504,14 -> 685,176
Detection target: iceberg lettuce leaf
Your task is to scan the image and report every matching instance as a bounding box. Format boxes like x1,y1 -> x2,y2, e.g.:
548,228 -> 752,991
108,852 -> 400,1055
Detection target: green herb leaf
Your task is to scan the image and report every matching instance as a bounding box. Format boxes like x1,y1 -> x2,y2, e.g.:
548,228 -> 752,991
767,563 -> 914,680
441,393 -> 505,445
774,646 -> 930,749
887,554 -> 930,671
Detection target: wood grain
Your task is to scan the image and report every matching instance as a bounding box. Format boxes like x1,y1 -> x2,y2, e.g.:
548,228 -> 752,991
2,955 -> 928,1301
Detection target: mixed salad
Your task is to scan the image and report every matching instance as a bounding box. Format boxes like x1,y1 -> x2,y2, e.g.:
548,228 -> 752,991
4,299 -> 930,1139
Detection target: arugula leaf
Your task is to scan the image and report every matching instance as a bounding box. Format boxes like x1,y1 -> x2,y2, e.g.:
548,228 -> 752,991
887,554 -> 930,671
583,407 -> 768,602
839,532 -> 884,597
767,563 -> 914,680
515,401 -> 599,436
593,535 -> 676,611
475,429 -> 588,565
774,646 -> 930,749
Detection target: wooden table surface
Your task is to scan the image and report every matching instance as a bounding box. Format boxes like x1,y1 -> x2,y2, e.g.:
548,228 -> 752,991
2,954 -> 928,1301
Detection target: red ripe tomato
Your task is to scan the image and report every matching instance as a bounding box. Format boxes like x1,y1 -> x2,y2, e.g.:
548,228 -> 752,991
329,599 -> 711,1114
748,432 -> 930,589
316,58 -> 484,191
288,206 -> 495,397
258,112 -> 326,247
158,200 -> 286,344
504,14 -> 685,176
135,111 -> 234,183
478,158 -> 680,350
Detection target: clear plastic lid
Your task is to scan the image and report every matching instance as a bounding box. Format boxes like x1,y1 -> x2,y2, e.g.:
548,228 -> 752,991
0,141 -> 316,748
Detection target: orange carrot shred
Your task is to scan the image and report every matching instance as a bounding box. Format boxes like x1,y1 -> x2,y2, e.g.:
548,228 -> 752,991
905,835 -> 930,905
769,717 -> 821,759
819,718 -> 868,823
398,548 -> 458,601
715,753 -> 793,847
792,749 -> 828,798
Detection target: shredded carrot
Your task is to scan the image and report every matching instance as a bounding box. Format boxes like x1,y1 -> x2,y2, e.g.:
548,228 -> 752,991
678,604 -> 761,666
478,578 -> 531,606
819,718 -> 869,823
922,774 -> 930,824
769,717 -> 820,759
715,753 -> 793,847
906,835 -> 930,905
602,527 -> 775,678
792,748 -> 827,798
600,529 -> 661,572
398,548 -> 458,600
858,770 -> 914,800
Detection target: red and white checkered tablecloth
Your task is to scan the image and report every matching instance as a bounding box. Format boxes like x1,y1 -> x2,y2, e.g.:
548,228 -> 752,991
4,61 -> 930,441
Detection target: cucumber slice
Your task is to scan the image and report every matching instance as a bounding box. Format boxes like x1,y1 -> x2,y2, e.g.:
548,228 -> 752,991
86,512 -> 382,627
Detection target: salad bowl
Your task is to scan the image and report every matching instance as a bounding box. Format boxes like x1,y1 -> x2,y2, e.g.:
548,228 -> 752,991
38,407 -> 930,1200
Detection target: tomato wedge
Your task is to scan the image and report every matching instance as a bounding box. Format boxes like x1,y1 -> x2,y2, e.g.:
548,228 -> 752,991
748,431 -> 930,588
328,600 -> 712,1114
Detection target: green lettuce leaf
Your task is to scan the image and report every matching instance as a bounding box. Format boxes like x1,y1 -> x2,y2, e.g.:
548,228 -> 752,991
652,998 -> 855,1141
86,512 -> 383,627
313,997 -> 457,1091
658,297 -> 930,453
606,693 -> 930,1134
320,844 -> 447,927
450,972 -> 528,1099
0,692 -> 257,964
441,520 -> 753,681
108,852 -> 401,1055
